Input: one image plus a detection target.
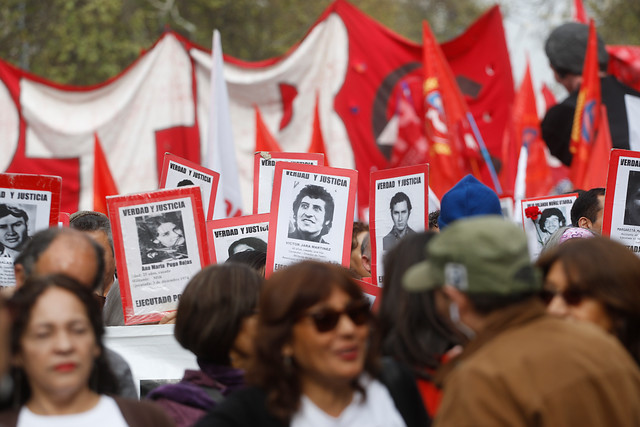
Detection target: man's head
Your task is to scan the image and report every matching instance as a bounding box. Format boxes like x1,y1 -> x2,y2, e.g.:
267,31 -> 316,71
13,227 -> 104,291
69,211 -> 117,295
350,222 -> 369,278
389,192 -> 412,232
360,232 -> 372,277
545,23 -> 609,91
570,188 -> 605,234
404,216 -> 541,335
292,185 -> 334,239
438,175 -> 502,230
0,204 -> 29,252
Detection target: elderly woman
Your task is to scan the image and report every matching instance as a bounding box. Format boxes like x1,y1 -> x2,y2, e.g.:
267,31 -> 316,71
194,261 -> 428,427
147,264 -> 262,426
0,274 -> 171,426
537,237 -> 640,364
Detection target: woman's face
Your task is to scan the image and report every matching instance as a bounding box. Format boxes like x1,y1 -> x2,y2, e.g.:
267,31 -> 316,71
285,287 -> 369,391
155,222 -> 184,248
15,287 -> 100,401
543,260 -> 613,332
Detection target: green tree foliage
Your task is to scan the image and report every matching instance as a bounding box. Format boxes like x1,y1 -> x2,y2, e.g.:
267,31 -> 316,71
587,0 -> 640,46
0,0 -> 486,85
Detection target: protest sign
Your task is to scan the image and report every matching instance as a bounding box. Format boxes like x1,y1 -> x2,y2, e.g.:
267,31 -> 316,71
370,165 -> 428,287
356,278 -> 381,311
500,195 -> 515,221
206,213 -> 270,264
107,187 -> 208,325
266,163 -> 357,276
0,174 -> 61,287
521,193 -> 578,259
253,152 -> 324,214
159,153 -> 220,220
603,150 -> 640,254
58,212 -> 70,227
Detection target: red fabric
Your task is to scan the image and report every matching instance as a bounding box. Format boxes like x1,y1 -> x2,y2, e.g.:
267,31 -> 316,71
390,86 -> 428,168
573,0 -> 588,23
93,134 -> 118,215
570,20 -> 601,189
416,377 -> 442,418
583,105 -> 613,189
307,93 -> 330,165
541,83 -> 557,112
607,45 -> 640,92
254,106 -> 283,152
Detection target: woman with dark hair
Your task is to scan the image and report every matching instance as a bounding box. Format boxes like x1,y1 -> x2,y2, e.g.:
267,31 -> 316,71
537,237 -> 640,364
378,232 -> 463,417
147,264 -> 262,426
194,261 -> 429,427
0,274 -> 172,426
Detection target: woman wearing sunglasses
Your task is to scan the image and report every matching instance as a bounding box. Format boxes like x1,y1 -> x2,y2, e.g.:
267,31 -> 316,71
194,261 -> 428,427
536,237 -> 640,364
0,274 -> 172,426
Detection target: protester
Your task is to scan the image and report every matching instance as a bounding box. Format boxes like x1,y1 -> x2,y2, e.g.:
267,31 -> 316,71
437,175 -> 502,230
148,264 -> 261,426
404,216 -> 640,426
12,227 -> 137,399
570,188 -> 605,234
540,226 -> 595,254
428,210 -> 440,232
359,232 -> 372,279
537,237 -> 640,364
378,231 -> 462,417
542,23 -> 640,165
349,221 -> 369,278
69,211 -> 124,326
195,261 -> 429,427
0,274 -> 172,426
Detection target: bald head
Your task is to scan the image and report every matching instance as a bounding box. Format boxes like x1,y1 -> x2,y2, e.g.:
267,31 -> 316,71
14,227 -> 104,290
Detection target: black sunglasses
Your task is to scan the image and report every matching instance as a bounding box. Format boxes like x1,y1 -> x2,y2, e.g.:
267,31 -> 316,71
539,288 -> 588,306
303,300 -> 371,333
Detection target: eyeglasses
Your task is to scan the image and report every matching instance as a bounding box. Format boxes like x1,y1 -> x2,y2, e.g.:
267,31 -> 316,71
302,300 -> 371,333
539,288 -> 588,306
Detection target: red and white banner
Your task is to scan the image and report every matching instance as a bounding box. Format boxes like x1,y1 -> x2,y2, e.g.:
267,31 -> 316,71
0,1 -> 514,215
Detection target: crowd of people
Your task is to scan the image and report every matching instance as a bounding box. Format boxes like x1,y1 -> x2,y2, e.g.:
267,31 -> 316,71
1,21 -> 640,427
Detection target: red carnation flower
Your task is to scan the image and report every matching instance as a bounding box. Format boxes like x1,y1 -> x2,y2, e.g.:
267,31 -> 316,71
525,206 -> 541,221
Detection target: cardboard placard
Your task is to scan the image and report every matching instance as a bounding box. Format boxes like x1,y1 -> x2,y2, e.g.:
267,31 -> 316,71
252,152 -> 324,214
206,213 -> 270,264
265,163 -> 357,276
0,174 -> 62,287
521,193 -> 578,259
356,278 -> 381,312
369,165 -> 429,287
603,149 -> 640,254
107,187 -> 208,325
159,153 -> 220,221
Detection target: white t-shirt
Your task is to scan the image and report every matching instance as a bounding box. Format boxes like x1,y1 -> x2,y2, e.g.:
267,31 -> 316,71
290,375 -> 406,427
17,395 -> 128,427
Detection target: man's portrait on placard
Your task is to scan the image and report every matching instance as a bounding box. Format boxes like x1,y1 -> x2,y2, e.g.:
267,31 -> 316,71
288,184 -> 334,244
0,203 -> 33,259
177,179 -> 195,187
624,171 -> 640,226
382,191 -> 416,251
537,207 -> 567,244
136,212 -> 188,264
228,237 -> 267,257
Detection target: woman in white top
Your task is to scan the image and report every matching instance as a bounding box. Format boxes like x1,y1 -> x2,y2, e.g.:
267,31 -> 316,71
0,274 -> 172,427
194,261 -> 429,427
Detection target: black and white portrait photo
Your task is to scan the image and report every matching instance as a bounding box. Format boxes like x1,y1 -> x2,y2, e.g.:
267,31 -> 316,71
382,192 -> 416,251
537,207 -> 567,244
0,204 -> 31,259
137,212 -> 189,265
624,170 -> 640,226
228,237 -> 267,257
288,184 -> 334,244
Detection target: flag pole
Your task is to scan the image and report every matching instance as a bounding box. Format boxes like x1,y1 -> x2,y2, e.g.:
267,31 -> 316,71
466,112 -> 503,194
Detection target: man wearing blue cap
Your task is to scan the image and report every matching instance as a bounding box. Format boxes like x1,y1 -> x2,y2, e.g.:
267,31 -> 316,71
437,175 -> 502,230
404,215 -> 640,426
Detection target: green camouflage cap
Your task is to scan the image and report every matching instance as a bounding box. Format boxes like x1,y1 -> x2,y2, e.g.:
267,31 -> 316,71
403,215 -> 541,295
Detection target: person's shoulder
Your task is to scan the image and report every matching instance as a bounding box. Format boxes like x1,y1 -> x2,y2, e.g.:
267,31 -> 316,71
114,396 -> 175,427
193,387 -> 285,427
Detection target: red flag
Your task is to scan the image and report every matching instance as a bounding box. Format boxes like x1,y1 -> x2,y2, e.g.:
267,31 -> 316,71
573,0 -> 589,23
422,20 -> 482,198
570,20 -> 601,189
308,93 -> 330,165
541,83 -> 557,112
583,105 -> 613,189
254,105 -> 283,153
93,134 -> 118,215
390,82 -> 429,168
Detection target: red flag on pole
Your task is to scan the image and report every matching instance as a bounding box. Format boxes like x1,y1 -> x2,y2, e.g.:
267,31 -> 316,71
308,93 -> 330,165
573,0 -> 589,23
390,82 -> 429,168
583,105 -> 613,189
254,105 -> 283,153
541,83 -> 557,112
570,20 -> 601,189
93,134 -> 118,215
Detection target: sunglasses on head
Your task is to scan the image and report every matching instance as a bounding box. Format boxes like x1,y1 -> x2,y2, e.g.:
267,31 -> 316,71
539,288 -> 588,306
303,299 -> 371,333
